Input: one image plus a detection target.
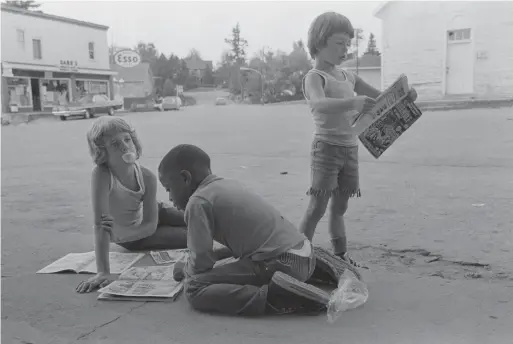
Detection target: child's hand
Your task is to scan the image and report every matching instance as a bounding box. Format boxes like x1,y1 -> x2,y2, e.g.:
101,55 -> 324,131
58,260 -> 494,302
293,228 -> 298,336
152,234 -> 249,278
76,272 -> 113,293
173,261 -> 186,282
352,96 -> 377,114
408,88 -> 418,102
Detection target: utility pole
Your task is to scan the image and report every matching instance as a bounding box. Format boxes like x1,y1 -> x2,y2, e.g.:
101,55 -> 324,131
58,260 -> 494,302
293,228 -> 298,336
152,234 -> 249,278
354,28 -> 363,75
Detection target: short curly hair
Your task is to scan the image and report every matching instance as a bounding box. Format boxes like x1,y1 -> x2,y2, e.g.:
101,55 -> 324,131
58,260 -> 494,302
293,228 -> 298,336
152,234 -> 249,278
159,144 -> 211,175
86,116 -> 142,165
307,12 -> 355,59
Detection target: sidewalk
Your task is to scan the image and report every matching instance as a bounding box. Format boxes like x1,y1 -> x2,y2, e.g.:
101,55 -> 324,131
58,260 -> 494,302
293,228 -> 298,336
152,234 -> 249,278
265,96 -> 513,112
2,268 -> 511,344
416,97 -> 513,112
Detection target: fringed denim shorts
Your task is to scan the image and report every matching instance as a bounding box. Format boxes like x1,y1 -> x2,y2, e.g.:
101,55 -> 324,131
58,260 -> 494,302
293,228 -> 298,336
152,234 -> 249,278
307,139 -> 361,198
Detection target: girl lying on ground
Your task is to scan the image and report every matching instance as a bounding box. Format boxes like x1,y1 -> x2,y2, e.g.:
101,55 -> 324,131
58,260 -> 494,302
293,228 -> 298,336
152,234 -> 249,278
76,116 -> 189,293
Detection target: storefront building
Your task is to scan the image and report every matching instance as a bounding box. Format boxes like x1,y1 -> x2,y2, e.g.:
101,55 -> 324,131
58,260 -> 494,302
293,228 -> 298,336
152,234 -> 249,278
1,4 -> 116,114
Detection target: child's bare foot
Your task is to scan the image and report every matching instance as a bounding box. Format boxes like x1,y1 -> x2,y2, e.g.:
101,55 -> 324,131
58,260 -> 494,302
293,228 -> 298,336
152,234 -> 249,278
338,252 -> 369,270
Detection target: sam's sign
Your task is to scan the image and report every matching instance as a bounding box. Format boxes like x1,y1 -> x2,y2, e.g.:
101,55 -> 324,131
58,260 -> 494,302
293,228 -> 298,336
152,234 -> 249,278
114,50 -> 141,68
59,60 -> 78,72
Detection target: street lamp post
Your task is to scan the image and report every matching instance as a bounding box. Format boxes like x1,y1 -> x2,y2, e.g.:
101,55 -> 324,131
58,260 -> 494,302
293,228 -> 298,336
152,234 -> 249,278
240,67 -> 265,105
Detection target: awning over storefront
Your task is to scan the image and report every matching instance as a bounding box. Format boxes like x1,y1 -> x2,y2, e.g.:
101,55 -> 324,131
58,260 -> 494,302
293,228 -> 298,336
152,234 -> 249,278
2,62 -> 118,76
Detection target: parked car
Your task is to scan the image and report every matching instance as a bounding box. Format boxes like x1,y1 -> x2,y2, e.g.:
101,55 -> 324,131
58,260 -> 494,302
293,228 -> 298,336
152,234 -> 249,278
154,96 -> 182,111
215,97 -> 227,106
53,94 -> 123,121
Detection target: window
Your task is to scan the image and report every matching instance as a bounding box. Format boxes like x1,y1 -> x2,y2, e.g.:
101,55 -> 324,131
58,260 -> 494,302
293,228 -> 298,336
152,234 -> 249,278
40,79 -> 70,107
32,39 -> 42,59
88,42 -> 95,60
447,28 -> 471,41
17,29 -> 25,49
74,80 -> 108,100
6,78 -> 32,107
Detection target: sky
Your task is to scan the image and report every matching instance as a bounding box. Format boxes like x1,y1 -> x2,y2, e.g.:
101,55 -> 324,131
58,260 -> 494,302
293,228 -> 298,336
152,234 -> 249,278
38,0 -> 384,65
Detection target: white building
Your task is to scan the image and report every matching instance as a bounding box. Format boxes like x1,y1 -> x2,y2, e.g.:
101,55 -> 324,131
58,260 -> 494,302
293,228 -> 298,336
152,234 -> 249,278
374,1 -> 513,100
340,54 -> 381,90
1,4 -> 116,114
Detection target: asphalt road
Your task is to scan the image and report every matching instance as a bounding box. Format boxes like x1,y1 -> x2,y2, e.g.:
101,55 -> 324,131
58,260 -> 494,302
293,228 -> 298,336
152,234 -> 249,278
2,104 -> 512,343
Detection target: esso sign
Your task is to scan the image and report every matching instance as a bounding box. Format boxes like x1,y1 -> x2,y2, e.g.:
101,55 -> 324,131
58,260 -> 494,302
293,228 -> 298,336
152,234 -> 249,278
114,50 -> 141,68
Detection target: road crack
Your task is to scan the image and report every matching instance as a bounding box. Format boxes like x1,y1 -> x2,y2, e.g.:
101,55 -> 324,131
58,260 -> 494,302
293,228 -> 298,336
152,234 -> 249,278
74,302 -> 147,341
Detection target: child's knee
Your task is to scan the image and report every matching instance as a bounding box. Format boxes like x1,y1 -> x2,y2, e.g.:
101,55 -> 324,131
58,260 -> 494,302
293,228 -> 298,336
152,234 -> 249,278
306,196 -> 330,219
330,194 -> 349,216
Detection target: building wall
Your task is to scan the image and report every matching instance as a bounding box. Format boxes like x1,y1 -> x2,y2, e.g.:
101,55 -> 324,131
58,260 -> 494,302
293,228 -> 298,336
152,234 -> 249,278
112,62 -> 154,99
349,69 -> 381,90
1,9 -> 109,71
379,1 -> 513,99
471,2 -> 513,96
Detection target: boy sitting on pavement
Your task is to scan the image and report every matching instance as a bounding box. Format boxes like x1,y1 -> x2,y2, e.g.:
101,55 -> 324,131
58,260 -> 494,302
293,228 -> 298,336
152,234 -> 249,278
158,144 -> 333,316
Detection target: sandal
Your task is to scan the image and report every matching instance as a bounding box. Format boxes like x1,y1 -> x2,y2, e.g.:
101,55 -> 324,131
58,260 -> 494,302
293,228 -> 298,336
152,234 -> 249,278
340,252 -> 369,270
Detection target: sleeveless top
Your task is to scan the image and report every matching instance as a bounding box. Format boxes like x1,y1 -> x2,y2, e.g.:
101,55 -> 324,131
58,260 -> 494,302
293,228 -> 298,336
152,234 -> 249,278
108,163 -> 155,243
302,68 -> 359,147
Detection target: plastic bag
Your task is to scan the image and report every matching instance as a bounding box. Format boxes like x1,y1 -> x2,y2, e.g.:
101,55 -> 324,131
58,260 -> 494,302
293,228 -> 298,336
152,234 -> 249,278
327,274 -> 369,324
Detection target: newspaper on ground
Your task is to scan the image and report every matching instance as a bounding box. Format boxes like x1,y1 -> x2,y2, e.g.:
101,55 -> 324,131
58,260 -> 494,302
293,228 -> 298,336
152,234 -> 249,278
37,251 -> 145,274
97,265 -> 183,301
150,249 -> 188,265
351,74 -> 424,159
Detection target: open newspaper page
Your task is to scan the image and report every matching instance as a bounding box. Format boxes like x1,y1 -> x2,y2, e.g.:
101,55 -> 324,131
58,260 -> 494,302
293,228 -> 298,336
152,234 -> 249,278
79,252 -> 145,274
150,249 -> 188,265
118,265 -> 176,281
351,74 -> 411,135
349,74 -> 424,159
359,93 -> 423,159
98,265 -> 183,299
37,252 -> 95,274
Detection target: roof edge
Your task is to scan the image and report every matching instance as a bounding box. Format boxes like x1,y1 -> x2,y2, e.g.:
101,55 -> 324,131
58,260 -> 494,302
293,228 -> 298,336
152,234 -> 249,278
1,4 -> 109,30
373,1 -> 390,18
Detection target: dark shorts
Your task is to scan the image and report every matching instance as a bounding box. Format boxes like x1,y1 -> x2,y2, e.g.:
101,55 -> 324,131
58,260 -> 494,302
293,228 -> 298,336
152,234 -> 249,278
307,139 -> 361,197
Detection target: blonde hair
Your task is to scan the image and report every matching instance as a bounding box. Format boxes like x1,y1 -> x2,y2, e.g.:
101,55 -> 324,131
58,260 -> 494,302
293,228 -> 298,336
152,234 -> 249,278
307,12 -> 355,59
86,116 -> 142,165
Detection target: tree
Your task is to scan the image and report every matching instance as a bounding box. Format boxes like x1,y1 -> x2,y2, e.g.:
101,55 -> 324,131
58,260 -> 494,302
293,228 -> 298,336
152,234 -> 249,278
224,23 -> 248,65
135,42 -> 158,64
203,64 -> 214,85
5,0 -> 40,10
175,60 -> 189,86
214,51 -> 233,87
163,79 -> 176,97
351,28 -> 364,58
288,40 -> 312,73
364,33 -> 380,56
187,49 -> 202,60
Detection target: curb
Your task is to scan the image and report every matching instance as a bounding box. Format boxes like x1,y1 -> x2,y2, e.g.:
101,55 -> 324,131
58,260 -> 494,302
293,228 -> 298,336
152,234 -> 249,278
417,98 -> 513,112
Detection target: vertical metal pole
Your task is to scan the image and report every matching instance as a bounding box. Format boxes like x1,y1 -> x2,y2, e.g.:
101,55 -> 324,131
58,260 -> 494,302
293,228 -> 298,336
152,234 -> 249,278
356,32 -> 359,75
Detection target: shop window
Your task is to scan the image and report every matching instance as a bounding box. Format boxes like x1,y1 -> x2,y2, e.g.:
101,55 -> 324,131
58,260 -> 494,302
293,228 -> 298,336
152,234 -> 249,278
41,79 -> 70,107
89,42 -> 95,60
33,39 -> 42,59
17,29 -> 25,49
74,80 -> 109,101
447,28 -> 471,41
6,78 -> 32,107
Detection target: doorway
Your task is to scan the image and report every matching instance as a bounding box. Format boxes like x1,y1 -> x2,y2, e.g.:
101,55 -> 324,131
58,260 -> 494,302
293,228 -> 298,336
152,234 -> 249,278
30,78 -> 41,111
445,28 -> 474,95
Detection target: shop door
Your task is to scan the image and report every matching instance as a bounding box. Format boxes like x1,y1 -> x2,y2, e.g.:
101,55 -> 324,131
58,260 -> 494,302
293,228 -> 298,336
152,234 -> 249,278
31,78 -> 41,111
